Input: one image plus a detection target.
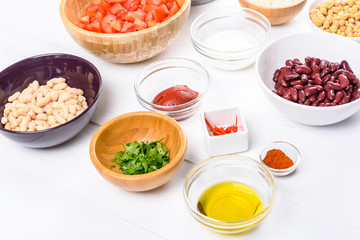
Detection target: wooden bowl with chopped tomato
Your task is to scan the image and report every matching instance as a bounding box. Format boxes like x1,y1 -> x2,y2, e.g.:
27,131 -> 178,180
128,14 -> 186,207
89,111 -> 187,191
59,0 -> 191,63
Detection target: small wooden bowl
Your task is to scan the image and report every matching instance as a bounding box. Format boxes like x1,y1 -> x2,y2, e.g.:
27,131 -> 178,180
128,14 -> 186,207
59,0 -> 190,63
238,0 -> 306,25
89,111 -> 187,191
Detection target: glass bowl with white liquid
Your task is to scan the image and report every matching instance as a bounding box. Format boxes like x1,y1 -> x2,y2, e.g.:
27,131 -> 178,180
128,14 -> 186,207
190,8 -> 271,71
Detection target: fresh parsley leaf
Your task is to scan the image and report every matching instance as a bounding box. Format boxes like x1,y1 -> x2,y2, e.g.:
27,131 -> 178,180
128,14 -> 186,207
113,140 -> 169,175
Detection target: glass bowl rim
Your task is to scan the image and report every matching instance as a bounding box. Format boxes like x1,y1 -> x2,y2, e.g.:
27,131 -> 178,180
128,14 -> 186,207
134,58 -> 211,112
183,154 -> 276,226
190,7 -> 271,56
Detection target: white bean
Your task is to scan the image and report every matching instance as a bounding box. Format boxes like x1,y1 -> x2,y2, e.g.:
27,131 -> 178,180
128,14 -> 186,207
8,92 -> 20,102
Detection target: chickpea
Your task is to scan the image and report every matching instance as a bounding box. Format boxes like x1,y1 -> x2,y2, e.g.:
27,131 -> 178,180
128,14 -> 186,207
310,0 -> 360,38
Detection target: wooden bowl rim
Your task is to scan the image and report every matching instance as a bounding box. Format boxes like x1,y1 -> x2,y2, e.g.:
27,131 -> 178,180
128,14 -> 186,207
239,0 -> 306,10
59,0 -> 191,38
89,111 -> 187,181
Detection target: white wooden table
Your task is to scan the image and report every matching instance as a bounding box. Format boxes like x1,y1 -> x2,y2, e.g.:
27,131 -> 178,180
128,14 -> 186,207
1,0 -> 360,239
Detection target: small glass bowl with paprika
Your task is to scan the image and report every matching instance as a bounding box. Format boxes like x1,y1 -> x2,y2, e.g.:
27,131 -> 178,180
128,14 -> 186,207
134,58 -> 211,121
260,141 -> 300,176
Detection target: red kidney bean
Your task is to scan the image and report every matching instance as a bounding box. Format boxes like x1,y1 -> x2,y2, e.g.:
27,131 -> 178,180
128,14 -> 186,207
277,86 -> 288,95
272,57 -> 359,106
319,60 -> 328,69
312,58 -> 320,66
301,74 -> 309,84
325,103 -> 336,107
293,85 -> 304,90
304,86 -> 318,97
333,91 -> 343,103
323,98 -> 330,104
317,91 -> 326,102
299,90 -> 306,103
304,99 -> 311,105
322,74 -> 331,85
290,80 -> 303,86
339,74 -> 349,89
320,68 -> 330,78
329,62 -> 340,72
283,88 -> 292,99
308,94 -> 318,102
291,88 -> 298,101
340,60 -> 353,73
273,69 -> 281,82
326,81 -> 342,91
351,78 -> 359,86
342,69 -> 356,80
285,59 -> 294,68
339,95 -> 350,105
316,85 -> 324,92
305,57 -> 314,65
327,89 -> 335,101
318,102 -> 325,107
308,80 -> 316,85
333,69 -> 343,78
281,80 -> 290,87
311,100 -> 319,106
295,65 -> 312,75
285,72 -> 300,81
293,58 -> 301,65
314,73 -> 322,85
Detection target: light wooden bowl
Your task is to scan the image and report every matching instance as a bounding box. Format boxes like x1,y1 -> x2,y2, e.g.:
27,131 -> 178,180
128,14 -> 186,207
238,0 -> 306,25
89,111 -> 187,191
59,0 -> 190,63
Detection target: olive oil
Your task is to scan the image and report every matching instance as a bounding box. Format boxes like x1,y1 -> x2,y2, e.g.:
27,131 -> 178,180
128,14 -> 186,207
197,181 -> 262,222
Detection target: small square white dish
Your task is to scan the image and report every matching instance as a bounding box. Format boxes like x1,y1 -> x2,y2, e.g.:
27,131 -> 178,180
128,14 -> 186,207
201,107 -> 249,156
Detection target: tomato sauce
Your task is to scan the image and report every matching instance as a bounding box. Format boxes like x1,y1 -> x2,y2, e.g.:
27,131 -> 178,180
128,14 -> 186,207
152,85 -> 198,106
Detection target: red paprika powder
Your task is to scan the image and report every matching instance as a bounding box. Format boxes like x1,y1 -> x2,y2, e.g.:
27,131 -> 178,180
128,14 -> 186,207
263,149 -> 294,169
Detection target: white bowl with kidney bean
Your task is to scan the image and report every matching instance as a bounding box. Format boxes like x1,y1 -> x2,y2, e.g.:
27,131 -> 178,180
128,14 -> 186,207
1,77 -> 88,131
256,32 -> 360,125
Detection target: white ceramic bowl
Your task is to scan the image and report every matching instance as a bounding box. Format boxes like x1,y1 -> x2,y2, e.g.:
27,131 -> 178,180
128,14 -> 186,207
201,107 -> 249,156
256,32 -> 360,125
307,0 -> 360,43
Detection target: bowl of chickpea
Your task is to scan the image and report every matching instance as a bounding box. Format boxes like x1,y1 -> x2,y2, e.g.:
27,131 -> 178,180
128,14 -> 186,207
0,53 -> 102,148
308,0 -> 360,41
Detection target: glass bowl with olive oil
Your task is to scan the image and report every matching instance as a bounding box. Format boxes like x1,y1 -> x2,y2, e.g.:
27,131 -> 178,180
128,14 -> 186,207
183,154 -> 276,234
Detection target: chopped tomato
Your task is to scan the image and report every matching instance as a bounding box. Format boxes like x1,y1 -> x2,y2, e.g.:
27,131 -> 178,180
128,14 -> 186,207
121,21 -> 136,32
85,4 -> 99,18
147,20 -> 157,27
168,2 -> 179,17
152,6 -> 166,22
101,14 -> 117,33
109,3 -> 124,14
77,0 -> 181,33
79,16 -> 90,24
105,0 -> 128,3
110,19 -> 123,31
134,18 -> 147,30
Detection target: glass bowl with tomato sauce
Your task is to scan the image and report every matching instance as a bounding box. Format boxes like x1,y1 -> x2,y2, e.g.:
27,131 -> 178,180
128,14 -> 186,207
134,58 -> 211,120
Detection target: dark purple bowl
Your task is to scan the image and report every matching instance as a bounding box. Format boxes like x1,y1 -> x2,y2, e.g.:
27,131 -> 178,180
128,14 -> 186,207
0,53 -> 102,148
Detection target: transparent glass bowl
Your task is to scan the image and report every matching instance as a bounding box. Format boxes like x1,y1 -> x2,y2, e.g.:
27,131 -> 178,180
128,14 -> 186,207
260,141 -> 300,176
134,58 -> 211,121
183,154 -> 276,234
190,8 -> 271,71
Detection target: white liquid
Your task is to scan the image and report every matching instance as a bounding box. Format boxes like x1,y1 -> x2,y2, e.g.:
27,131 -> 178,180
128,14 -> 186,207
203,31 -> 260,71
204,31 -> 259,52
